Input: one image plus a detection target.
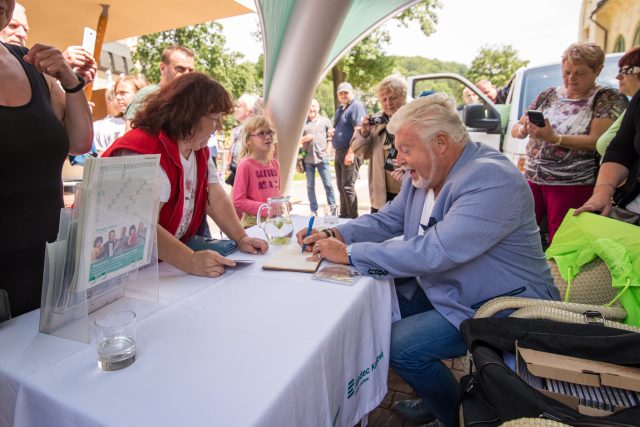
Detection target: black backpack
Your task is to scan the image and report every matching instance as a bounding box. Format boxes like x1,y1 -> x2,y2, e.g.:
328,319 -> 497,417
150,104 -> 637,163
455,318 -> 640,427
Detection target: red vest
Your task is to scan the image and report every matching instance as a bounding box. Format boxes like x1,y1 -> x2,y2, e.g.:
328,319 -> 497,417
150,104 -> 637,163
103,128 -> 209,242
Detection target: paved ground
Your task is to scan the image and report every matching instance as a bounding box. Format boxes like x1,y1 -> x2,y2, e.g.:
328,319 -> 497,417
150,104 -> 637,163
366,361 -> 466,427
287,163 -> 373,217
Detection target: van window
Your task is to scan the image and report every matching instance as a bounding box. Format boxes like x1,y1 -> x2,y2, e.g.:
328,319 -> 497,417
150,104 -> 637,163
516,54 -> 622,119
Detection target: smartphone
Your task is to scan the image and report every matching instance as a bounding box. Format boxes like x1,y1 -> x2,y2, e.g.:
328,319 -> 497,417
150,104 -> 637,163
82,27 -> 97,56
527,110 -> 546,128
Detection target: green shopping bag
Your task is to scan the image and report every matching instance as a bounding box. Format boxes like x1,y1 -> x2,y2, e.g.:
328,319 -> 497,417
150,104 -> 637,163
546,209 -> 640,326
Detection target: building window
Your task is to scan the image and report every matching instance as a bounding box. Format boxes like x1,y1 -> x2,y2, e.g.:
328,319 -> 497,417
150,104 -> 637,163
613,35 -> 625,52
634,23 -> 640,47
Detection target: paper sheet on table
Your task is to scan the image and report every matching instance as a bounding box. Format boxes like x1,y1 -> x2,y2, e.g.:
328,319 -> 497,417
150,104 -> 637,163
262,245 -> 321,273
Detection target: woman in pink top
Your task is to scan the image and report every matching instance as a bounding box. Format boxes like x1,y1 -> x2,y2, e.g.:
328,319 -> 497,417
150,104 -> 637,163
233,116 -> 281,227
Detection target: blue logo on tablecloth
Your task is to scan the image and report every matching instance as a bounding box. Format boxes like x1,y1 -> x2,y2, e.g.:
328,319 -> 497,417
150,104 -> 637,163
346,350 -> 384,399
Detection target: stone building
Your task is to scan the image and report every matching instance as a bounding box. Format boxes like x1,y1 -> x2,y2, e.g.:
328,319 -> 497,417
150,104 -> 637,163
579,0 -> 640,52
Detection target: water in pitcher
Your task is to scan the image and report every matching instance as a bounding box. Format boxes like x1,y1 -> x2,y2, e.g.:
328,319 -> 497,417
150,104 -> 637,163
263,218 -> 294,245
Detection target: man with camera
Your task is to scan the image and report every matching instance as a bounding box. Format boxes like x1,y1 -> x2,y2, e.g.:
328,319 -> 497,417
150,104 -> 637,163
331,82 -> 367,218
297,93 -> 558,427
352,74 -> 407,213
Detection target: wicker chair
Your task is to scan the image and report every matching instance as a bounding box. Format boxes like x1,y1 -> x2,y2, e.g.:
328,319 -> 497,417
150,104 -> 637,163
474,258 -> 640,332
454,258 -> 639,373
456,259 -> 640,426
499,418 -> 571,427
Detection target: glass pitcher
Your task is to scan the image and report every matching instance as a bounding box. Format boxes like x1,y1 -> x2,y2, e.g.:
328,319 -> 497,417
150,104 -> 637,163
256,196 -> 294,245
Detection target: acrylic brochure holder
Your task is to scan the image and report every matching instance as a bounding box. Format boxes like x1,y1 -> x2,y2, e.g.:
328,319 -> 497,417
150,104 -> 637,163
39,155 -> 162,343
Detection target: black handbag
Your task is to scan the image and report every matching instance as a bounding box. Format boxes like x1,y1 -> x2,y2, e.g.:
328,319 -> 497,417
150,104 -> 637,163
224,164 -> 237,186
613,158 -> 640,212
456,318 -> 640,427
608,205 -> 640,226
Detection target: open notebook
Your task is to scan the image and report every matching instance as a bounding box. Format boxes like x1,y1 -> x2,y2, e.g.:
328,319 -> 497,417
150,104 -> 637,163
262,245 -> 322,273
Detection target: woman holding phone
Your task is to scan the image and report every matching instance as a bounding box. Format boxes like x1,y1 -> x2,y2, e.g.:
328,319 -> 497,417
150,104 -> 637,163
0,0 -> 94,317
511,42 -> 627,243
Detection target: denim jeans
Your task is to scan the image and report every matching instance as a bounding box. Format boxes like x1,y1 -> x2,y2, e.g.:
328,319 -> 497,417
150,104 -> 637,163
390,287 -> 467,427
304,160 -> 336,213
334,147 -> 361,218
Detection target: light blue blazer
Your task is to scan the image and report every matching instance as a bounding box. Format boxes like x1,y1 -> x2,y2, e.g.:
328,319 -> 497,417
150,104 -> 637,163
337,142 -> 559,329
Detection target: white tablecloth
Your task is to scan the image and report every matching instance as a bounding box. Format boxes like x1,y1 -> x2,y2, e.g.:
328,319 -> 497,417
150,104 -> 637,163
0,218 -> 393,427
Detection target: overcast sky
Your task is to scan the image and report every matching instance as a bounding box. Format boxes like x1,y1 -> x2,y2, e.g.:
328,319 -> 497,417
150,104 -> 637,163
218,0 -> 583,67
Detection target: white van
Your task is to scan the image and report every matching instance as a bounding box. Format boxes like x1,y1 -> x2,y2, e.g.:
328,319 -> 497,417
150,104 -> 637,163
407,53 -> 623,170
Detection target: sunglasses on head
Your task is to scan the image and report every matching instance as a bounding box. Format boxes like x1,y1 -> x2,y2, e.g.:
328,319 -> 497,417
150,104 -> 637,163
618,65 -> 640,76
251,130 -> 275,139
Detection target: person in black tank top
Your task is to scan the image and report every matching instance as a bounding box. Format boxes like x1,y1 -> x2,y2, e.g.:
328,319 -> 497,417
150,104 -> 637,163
0,24 -> 94,317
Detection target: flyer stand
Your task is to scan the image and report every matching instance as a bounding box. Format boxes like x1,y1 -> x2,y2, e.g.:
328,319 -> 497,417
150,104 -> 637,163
39,155 -> 161,343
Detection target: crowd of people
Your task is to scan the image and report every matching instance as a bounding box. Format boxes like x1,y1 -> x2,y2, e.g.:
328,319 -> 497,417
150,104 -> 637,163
2,0 -> 640,424
295,42 -> 640,427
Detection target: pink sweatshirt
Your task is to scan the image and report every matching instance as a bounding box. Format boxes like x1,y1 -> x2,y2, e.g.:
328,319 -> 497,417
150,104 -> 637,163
232,158 -> 281,216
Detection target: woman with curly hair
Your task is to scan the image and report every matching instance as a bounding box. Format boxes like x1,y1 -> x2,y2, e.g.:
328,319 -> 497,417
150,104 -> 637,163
104,73 -> 268,277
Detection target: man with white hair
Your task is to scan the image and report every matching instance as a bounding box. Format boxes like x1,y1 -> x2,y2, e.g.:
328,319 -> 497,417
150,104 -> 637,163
297,93 -> 559,426
0,2 -> 96,79
0,1 -> 28,46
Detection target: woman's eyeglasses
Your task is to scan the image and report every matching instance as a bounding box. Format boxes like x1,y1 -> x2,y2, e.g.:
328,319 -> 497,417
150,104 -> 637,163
618,66 -> 640,76
251,130 -> 276,139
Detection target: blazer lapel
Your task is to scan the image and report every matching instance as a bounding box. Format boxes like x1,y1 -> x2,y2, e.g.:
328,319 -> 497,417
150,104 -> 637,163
406,187 -> 427,238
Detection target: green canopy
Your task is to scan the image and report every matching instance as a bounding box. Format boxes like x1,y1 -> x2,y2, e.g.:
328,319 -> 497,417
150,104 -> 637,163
256,0 -> 419,192
546,210 -> 640,326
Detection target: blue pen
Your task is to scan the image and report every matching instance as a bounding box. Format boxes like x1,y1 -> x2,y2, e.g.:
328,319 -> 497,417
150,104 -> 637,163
301,216 -> 315,253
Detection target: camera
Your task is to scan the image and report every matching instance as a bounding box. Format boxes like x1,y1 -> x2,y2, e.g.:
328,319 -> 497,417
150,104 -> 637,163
368,114 -> 389,126
384,146 -> 398,172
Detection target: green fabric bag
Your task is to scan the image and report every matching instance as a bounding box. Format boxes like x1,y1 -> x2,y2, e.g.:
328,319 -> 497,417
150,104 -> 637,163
546,209 -> 640,326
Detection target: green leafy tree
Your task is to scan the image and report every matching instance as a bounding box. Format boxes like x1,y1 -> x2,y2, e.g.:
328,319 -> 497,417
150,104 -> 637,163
465,44 -> 529,88
132,22 -> 261,98
392,56 -> 467,77
328,0 -> 442,110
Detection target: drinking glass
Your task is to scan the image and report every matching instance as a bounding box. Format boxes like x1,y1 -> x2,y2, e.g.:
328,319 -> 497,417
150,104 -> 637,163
323,204 -> 339,226
95,310 -> 137,371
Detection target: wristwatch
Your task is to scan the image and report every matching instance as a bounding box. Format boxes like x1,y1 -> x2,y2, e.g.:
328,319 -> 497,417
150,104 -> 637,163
346,244 -> 353,266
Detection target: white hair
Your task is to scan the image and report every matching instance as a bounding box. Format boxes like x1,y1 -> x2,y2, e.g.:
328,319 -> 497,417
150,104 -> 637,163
376,73 -> 407,99
238,93 -> 258,112
387,93 -> 468,145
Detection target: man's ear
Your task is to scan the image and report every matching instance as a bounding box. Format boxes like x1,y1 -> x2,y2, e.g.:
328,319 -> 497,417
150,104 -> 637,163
434,132 -> 449,153
159,62 -> 166,77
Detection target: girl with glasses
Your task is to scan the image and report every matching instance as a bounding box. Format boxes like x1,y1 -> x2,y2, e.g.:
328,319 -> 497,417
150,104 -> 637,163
233,116 -> 282,228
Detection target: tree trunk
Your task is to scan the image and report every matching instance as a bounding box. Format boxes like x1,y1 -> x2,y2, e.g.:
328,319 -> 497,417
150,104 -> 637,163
331,66 -> 346,111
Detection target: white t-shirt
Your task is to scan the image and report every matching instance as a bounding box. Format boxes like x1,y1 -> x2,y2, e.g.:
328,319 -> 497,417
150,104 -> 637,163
410,188 -> 436,298
418,189 -> 436,236
159,152 -> 220,239
93,116 -> 126,152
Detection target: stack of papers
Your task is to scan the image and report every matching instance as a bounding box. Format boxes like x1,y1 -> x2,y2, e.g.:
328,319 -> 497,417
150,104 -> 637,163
42,155 -> 160,318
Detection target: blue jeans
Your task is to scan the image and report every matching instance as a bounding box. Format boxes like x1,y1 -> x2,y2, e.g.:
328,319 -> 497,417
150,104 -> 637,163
391,287 -> 467,427
304,160 -> 336,213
